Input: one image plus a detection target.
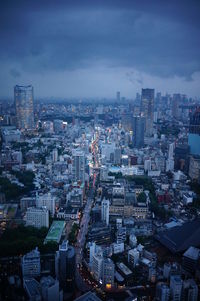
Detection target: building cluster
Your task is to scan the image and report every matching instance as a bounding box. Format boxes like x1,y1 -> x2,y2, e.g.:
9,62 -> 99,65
0,85 -> 200,300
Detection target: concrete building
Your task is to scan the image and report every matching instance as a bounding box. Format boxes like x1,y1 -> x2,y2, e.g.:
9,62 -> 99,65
102,258 -> 115,288
72,149 -> 85,184
156,282 -> 170,301
36,192 -> 55,216
22,247 -> 41,278
170,275 -> 182,301
128,248 -> 140,267
14,85 -> 34,130
141,88 -> 154,135
26,207 -> 49,228
101,198 -> 110,226
132,116 -> 145,148
40,276 -> 63,301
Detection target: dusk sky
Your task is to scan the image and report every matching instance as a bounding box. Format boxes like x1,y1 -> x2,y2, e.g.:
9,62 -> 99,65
0,0 -> 200,99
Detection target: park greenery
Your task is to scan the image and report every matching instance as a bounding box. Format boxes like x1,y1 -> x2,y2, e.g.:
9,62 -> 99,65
0,170 -> 35,201
0,225 -> 58,257
68,223 -> 79,244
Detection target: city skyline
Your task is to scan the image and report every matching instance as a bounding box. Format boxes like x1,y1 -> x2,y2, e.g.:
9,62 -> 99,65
0,0 -> 200,99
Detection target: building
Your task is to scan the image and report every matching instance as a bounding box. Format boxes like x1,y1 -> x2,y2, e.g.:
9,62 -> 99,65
22,247 -> 41,278
74,292 -> 102,301
102,258 -> 115,288
72,149 -> 85,184
91,250 -> 103,282
141,88 -> 154,135
116,227 -> 126,244
128,248 -> 140,267
170,275 -> 182,301
14,85 -> 34,130
189,155 -> 200,183
172,94 -> 181,119
132,116 -> 145,148
44,221 -> 65,244
182,246 -> 200,274
55,240 -> 76,292
156,282 -> 170,301
188,107 -> 200,155
23,278 -> 41,301
182,279 -> 198,301
26,207 -> 49,228
116,91 -> 120,103
36,192 -> 55,216
101,198 -> 110,226
40,276 -> 62,301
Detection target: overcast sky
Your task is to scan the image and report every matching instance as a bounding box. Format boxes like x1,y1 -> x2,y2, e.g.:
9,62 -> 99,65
0,0 -> 200,99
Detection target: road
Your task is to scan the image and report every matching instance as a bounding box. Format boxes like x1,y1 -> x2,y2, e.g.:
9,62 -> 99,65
75,180 -> 97,292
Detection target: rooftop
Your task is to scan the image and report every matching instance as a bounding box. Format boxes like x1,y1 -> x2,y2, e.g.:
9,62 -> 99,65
44,220 -> 65,244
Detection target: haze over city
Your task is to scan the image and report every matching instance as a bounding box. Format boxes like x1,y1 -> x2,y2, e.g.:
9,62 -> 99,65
0,0 -> 200,99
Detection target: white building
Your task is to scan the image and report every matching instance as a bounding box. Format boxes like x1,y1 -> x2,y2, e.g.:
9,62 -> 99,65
72,149 -> 85,184
22,247 -> 41,278
128,248 -> 140,267
92,250 -> 103,282
26,207 -> 49,228
129,234 -> 137,248
112,242 -> 124,254
36,192 -> 55,216
52,149 -> 58,162
101,199 -> 110,226
102,258 -> 115,288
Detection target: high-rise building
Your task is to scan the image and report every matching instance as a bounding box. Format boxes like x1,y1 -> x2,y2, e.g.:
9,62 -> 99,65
102,258 -> 115,288
14,85 -> 34,130
156,282 -> 170,301
91,249 -> 103,282
172,94 -> 181,119
36,192 -> 56,217
22,247 -> 41,278
116,91 -> 120,103
55,240 -> 76,292
26,207 -> 49,228
182,279 -> 198,301
101,199 -> 110,226
141,88 -> 154,135
40,276 -> 63,301
132,116 -> 145,148
72,149 -> 85,184
188,107 -> 200,156
170,275 -> 182,301
128,248 -> 140,267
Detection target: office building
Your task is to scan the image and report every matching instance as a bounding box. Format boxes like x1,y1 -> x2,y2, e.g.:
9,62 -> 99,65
72,149 -> 85,184
156,282 -> 170,301
102,258 -> 115,288
116,91 -> 120,103
182,246 -> 200,274
170,275 -> 182,301
172,93 -> 181,119
26,207 -> 49,228
36,192 -> 55,216
128,248 -> 140,267
55,240 -> 76,292
182,279 -> 198,301
22,247 -> 41,278
132,116 -> 145,148
188,107 -> 200,155
141,88 -> 154,135
40,276 -> 63,301
92,249 -> 103,282
23,278 -> 41,301
101,198 -> 110,226
14,85 -> 34,130
75,292 -> 102,301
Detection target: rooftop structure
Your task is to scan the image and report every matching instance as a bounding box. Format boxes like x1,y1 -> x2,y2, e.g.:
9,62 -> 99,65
44,220 -> 65,244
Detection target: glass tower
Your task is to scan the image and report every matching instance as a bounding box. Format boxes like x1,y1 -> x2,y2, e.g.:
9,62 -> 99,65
14,85 -> 34,130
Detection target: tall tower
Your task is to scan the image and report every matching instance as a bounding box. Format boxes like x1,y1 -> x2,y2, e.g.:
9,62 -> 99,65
141,88 -> 154,135
101,198 -> 109,226
172,94 -> 181,119
14,85 -> 34,130
72,149 -> 85,184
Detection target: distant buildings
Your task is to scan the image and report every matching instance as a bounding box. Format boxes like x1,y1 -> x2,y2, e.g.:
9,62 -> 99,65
172,93 -> 181,119
22,247 -> 41,278
26,207 -> 49,228
188,107 -> 200,156
14,85 -> 34,130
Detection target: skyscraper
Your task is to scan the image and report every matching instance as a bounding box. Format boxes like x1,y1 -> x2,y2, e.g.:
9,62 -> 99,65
55,240 -> 76,292
132,116 -> 145,148
14,85 -> 34,130
172,93 -> 181,119
101,198 -> 110,226
72,149 -> 85,184
188,107 -> 200,155
116,91 -> 120,103
141,88 -> 154,135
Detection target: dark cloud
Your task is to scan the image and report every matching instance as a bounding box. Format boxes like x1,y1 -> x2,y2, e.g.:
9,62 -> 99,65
0,0 -> 200,96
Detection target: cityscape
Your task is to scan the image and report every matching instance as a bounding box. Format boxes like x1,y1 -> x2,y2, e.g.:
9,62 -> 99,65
0,1 -> 200,301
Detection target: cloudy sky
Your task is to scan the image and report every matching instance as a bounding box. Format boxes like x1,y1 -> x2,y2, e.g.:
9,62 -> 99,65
0,0 -> 200,99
